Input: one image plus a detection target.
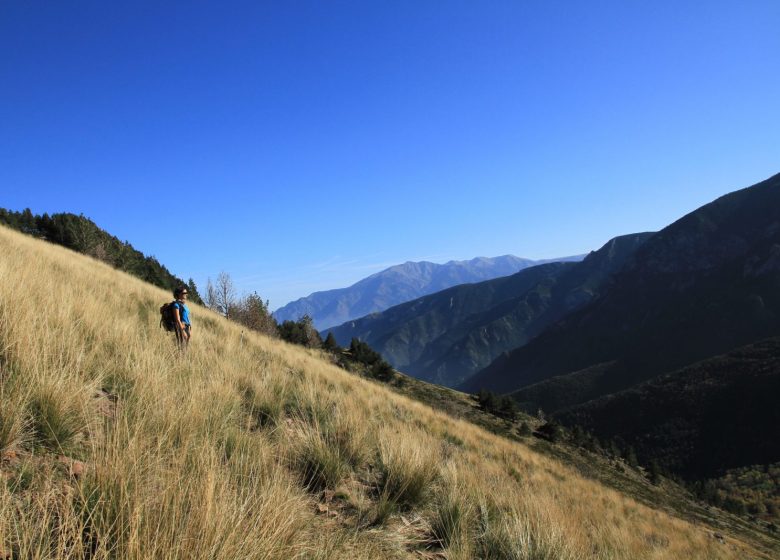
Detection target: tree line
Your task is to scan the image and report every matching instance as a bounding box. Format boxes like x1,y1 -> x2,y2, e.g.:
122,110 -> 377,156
0,208 -> 203,304
204,271 -> 395,381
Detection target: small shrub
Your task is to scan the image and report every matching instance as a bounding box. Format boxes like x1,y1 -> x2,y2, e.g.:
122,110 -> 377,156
278,315 -> 321,348
624,446 -> 639,468
648,460 -> 662,485
349,338 -> 382,366
369,360 -> 394,382
477,389 -> 518,420
534,421 -> 563,443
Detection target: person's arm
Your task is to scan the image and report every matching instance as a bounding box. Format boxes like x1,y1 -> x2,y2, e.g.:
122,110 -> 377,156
173,305 -> 189,339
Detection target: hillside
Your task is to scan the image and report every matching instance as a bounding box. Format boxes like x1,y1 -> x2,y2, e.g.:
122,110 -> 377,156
554,336 -> 780,482
464,172 -> 780,403
0,225 -> 774,558
0,208 -> 203,304
274,255 -> 583,330
328,233 -> 651,388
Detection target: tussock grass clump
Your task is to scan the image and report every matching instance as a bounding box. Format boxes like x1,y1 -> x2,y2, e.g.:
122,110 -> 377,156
430,486 -> 473,554
28,378 -> 89,454
287,379 -> 336,427
289,417 -> 351,491
286,379 -> 371,492
475,498 -> 516,559
236,372 -> 296,430
471,498 -> 567,560
369,427 -> 440,525
1,480 -> 88,559
288,405 -> 369,492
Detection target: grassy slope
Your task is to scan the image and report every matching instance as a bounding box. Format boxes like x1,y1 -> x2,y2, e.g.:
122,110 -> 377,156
383,372 -> 780,556
0,225 -> 774,559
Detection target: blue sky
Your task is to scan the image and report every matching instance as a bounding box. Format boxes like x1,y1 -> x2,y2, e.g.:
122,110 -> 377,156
2,1 -> 779,309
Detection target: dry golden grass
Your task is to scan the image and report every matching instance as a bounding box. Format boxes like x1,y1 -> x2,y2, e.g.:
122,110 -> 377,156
0,224 -> 770,559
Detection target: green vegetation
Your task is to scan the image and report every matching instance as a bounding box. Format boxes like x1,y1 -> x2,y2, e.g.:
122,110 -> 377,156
28,381 -> 86,454
693,464 -> 780,524
477,389 -> 518,421
231,292 -> 278,336
277,315 -> 322,348
294,336 -> 400,383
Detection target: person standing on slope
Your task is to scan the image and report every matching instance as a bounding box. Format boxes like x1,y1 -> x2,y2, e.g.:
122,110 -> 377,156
172,286 -> 192,349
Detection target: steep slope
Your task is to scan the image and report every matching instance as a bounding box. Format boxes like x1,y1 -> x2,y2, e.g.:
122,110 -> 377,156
274,254 -> 583,330
0,207 -> 203,303
465,173 -> 780,403
0,224 -> 772,559
328,233 -> 652,387
554,336 -> 780,481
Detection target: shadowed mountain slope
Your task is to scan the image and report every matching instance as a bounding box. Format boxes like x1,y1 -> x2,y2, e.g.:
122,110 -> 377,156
554,336 -> 780,481
274,254 -> 583,330
328,233 -> 652,387
464,173 -> 780,403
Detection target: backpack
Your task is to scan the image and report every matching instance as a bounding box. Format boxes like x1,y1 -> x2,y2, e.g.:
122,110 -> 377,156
159,301 -> 180,332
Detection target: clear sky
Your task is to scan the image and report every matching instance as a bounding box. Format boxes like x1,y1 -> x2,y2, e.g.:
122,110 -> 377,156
2,1 -> 779,309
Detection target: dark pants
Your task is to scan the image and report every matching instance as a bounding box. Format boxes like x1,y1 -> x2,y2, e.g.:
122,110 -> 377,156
176,324 -> 191,349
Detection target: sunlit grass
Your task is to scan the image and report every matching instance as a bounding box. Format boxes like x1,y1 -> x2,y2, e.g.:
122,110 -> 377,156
0,224 -> 767,559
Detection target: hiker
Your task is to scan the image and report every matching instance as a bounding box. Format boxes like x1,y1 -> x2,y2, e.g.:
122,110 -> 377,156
171,286 -> 192,348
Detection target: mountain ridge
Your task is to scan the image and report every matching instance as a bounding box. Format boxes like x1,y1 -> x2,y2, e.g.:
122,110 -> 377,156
463,172 -> 780,403
274,253 -> 584,330
327,233 -> 652,387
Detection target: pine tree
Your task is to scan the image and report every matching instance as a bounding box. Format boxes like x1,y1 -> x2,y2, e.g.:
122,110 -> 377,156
187,278 -> 204,305
322,332 -> 340,352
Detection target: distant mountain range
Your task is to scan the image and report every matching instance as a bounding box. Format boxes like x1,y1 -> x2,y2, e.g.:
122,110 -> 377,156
327,234 -> 651,387
464,173 -> 780,412
274,254 -> 584,330
458,172 -> 780,487
327,172 -> 780,488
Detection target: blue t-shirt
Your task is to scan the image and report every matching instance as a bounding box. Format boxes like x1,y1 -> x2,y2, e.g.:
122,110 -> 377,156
173,301 -> 191,326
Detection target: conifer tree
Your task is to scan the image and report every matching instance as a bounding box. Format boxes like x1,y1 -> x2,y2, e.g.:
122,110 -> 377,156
322,332 -> 340,352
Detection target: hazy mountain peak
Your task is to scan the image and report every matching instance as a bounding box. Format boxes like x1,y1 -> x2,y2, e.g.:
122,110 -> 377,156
273,254 -> 585,330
